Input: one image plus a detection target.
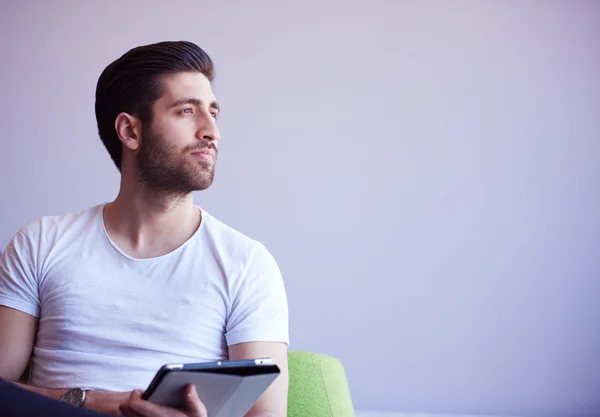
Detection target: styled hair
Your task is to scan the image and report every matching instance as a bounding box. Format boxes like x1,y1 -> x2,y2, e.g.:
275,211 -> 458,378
94,41 -> 215,171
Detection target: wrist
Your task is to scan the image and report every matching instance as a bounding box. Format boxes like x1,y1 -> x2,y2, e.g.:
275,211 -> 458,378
82,389 -> 94,409
61,387 -> 95,407
49,388 -> 69,401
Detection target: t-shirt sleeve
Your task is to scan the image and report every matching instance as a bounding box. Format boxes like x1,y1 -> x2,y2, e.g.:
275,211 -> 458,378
225,243 -> 289,347
0,229 -> 40,317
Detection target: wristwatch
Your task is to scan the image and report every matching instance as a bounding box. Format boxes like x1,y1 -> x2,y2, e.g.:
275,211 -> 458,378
61,387 -> 94,407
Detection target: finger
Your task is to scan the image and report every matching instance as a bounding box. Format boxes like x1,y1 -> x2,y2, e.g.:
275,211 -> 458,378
120,390 -> 145,417
129,398 -> 180,417
184,384 -> 208,417
119,403 -> 143,417
131,389 -> 143,400
124,389 -> 140,403
129,386 -> 206,417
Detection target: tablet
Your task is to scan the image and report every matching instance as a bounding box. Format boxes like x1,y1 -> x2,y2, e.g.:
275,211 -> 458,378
141,358 -> 280,416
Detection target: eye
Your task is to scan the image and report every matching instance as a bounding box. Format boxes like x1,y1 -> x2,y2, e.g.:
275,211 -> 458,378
210,112 -> 219,119
180,108 -> 194,115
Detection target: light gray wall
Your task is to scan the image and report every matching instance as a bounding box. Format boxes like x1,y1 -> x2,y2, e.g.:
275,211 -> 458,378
1,1 -> 599,416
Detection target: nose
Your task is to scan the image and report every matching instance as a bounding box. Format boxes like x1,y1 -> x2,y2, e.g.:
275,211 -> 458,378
197,113 -> 220,144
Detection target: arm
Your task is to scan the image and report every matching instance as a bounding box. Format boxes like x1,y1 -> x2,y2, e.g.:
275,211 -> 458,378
0,230 -> 65,397
0,379 -> 108,417
0,305 -> 62,402
0,305 -> 37,382
0,306 -> 64,398
229,342 -> 289,417
225,243 -> 290,417
0,307 -> 132,416
0,269 -> 132,415
0,306 -> 119,406
0,234 -> 75,402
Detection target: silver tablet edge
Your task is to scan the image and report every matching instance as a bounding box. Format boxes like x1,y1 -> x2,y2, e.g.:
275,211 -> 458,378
254,358 -> 273,365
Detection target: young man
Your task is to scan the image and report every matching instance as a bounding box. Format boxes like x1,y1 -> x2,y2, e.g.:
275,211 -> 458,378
0,41 -> 289,417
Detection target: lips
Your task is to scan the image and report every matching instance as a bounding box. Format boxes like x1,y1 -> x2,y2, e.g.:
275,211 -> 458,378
191,150 -> 214,162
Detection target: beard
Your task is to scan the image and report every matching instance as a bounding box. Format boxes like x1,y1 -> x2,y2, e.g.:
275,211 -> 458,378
136,127 -> 217,196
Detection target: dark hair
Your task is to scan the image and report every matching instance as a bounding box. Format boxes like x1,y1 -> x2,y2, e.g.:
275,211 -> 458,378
94,41 -> 215,171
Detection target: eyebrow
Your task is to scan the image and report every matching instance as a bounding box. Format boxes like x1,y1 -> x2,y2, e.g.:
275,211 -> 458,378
169,97 -> 220,112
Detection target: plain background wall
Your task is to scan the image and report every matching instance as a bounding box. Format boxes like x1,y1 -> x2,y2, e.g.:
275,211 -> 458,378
1,1 -> 599,416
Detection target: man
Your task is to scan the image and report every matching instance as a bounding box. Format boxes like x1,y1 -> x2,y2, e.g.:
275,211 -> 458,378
0,41 -> 289,416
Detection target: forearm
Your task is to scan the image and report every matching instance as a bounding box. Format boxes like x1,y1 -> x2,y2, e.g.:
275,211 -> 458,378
0,379 -> 109,417
9,381 -> 67,401
9,380 -> 130,416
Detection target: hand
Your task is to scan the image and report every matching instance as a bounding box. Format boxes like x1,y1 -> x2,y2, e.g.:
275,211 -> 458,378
119,384 -> 207,417
85,389 -> 134,416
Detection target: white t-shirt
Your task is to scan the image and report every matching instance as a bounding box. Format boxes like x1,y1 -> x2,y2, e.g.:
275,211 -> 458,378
0,203 -> 289,391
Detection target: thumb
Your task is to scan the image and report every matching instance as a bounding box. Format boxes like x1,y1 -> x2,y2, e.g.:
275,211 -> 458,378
129,389 -> 143,400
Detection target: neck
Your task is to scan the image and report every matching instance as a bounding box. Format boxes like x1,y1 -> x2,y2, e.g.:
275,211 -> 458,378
103,174 -> 201,259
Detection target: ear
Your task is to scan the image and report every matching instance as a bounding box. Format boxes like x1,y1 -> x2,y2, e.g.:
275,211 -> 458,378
114,112 -> 142,151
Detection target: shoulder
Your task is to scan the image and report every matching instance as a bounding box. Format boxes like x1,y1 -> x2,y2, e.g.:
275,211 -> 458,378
198,208 -> 278,267
1,204 -> 104,284
200,208 -> 262,251
12,204 -> 104,250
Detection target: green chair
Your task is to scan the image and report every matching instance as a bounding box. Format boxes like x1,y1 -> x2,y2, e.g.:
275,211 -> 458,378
287,351 -> 355,417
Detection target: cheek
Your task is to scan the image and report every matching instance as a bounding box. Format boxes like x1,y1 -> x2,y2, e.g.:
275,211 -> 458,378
167,118 -> 197,141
